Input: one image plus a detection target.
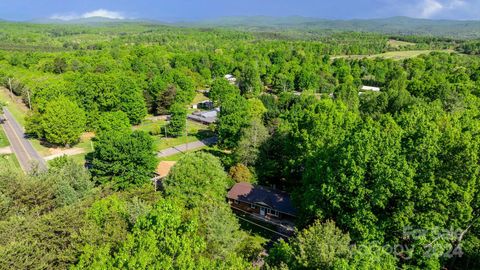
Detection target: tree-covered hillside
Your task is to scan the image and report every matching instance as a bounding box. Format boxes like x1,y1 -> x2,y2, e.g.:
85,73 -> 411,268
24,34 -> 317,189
0,22 -> 479,269
186,16 -> 480,39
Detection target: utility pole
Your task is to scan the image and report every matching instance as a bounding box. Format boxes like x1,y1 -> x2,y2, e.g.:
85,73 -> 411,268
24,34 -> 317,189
185,117 -> 188,152
26,88 -> 32,110
7,78 -> 13,99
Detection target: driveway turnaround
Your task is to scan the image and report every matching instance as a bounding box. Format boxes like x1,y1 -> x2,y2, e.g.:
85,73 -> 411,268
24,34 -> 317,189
2,108 -> 47,172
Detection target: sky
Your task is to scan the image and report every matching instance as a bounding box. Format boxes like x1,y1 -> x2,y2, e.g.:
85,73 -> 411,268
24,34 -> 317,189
0,0 -> 478,21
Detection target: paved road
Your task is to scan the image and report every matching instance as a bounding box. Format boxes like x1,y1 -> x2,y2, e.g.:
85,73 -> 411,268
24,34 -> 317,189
2,108 -> 46,172
157,136 -> 217,158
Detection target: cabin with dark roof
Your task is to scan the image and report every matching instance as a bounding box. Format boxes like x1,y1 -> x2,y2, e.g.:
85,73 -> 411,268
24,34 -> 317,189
227,182 -> 297,225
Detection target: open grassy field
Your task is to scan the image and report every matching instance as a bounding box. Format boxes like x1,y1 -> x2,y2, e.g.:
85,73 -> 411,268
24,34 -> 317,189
332,49 -> 456,61
387,39 -> 416,48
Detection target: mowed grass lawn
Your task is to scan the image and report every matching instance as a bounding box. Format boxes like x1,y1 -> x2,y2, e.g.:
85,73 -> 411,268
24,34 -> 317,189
0,128 -> 10,148
0,154 -> 20,171
192,92 -> 209,104
156,146 -> 228,163
135,118 -> 214,152
0,87 -> 28,126
156,148 -> 201,162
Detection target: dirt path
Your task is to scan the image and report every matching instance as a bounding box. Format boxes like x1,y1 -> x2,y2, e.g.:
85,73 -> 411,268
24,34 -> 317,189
44,148 -> 86,161
0,146 -> 12,154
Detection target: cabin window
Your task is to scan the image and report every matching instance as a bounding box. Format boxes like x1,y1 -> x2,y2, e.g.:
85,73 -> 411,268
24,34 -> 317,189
250,204 -> 256,209
267,208 -> 279,217
234,200 -> 239,204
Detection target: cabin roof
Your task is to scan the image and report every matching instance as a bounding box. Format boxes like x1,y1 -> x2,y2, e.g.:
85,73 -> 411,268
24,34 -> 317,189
227,182 -> 297,216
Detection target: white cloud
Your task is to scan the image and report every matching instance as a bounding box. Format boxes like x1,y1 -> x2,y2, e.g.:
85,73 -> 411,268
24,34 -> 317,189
419,0 -> 444,18
415,0 -> 468,18
50,9 -> 125,21
81,9 -> 125,19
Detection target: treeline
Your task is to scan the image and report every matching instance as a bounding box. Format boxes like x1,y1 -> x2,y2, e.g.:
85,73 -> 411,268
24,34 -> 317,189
458,41 -> 480,55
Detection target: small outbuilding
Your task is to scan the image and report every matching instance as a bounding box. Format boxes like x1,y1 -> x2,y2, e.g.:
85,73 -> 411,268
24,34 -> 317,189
192,100 -> 214,110
360,85 -> 381,92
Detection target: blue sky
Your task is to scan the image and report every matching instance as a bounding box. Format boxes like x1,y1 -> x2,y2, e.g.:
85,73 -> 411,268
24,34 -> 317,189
0,0 -> 478,21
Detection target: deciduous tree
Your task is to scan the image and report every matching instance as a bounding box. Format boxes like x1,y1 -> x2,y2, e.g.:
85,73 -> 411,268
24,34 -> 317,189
90,130 -> 156,190
41,97 -> 86,146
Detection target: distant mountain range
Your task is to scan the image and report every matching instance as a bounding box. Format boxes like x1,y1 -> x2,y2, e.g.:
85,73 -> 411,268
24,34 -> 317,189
182,16 -> 480,39
2,16 -> 480,39
28,16 -> 162,25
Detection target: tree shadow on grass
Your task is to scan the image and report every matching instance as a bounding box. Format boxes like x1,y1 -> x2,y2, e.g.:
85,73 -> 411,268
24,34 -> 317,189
194,129 -> 215,140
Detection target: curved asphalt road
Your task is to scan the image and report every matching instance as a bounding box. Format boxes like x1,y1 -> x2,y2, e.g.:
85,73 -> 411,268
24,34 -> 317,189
2,108 -> 46,172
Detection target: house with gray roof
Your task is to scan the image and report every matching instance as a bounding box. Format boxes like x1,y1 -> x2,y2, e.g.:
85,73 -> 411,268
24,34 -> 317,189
227,182 -> 297,221
187,108 -> 220,125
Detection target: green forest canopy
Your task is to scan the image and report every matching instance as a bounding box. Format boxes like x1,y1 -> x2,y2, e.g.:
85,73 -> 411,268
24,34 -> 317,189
0,22 -> 479,269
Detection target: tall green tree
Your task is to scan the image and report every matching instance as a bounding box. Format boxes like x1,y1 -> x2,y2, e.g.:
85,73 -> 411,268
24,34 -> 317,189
168,103 -> 187,137
335,82 -> 359,111
93,111 -> 131,137
40,97 -> 86,146
52,57 -> 68,74
239,62 -> 263,98
268,220 -> 397,270
164,152 -> 232,207
217,94 -> 251,149
267,220 -> 352,269
234,118 -> 269,166
155,84 -> 177,115
209,78 -> 239,106
90,130 -> 156,190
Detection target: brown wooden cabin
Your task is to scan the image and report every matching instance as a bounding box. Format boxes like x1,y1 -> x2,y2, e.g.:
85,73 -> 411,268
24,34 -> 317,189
227,182 -> 297,222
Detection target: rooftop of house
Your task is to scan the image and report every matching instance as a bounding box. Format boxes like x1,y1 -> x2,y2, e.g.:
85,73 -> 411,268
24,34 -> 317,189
227,182 -> 297,217
197,110 -> 218,118
188,108 -> 220,124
